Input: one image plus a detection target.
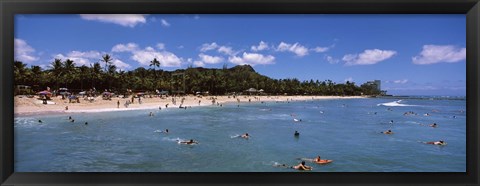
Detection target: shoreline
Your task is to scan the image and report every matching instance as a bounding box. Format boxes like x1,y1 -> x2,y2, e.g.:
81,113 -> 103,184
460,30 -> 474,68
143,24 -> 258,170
14,95 -> 367,116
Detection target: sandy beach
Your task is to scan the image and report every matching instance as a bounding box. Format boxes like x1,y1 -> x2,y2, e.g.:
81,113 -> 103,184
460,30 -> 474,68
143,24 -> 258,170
14,94 -> 366,116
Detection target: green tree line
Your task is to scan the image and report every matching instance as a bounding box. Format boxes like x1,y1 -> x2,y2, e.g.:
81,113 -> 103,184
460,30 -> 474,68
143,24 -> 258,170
13,55 -> 382,96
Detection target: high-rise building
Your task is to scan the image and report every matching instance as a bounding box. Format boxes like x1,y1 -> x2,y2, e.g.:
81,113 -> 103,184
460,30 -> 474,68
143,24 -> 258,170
364,80 -> 381,92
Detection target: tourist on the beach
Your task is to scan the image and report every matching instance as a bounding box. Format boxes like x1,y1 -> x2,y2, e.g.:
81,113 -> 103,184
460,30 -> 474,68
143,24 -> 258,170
292,161 -> 312,171
159,106 -> 162,110
179,139 -> 198,145
425,140 -> 446,145
294,131 -> 300,136
198,100 -> 201,105
117,100 -> 120,108
166,104 -> 169,108
429,123 -> 438,128
241,133 -> 250,139
65,106 -> 68,110
381,130 -> 393,134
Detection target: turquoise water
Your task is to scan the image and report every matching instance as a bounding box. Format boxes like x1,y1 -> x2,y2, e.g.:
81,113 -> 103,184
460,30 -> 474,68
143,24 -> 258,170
14,97 -> 466,172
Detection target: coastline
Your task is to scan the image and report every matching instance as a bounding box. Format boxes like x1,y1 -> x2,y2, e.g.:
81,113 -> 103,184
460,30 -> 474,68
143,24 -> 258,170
14,95 -> 367,116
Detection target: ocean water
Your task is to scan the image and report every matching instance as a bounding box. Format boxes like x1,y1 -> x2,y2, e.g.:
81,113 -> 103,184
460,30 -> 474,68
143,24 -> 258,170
14,97 -> 466,172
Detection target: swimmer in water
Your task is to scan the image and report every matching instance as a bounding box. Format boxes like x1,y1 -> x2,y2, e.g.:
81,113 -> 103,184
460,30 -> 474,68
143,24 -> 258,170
293,118 -> 302,122
68,116 -> 72,120
38,120 -> 43,123
179,139 -> 198,145
292,161 -> 313,171
424,140 -> 446,145
294,131 -> 300,137
389,120 -> 394,124
85,122 -> 88,125
70,119 -> 75,123
381,130 -> 393,134
241,133 -> 250,139
429,123 -> 438,128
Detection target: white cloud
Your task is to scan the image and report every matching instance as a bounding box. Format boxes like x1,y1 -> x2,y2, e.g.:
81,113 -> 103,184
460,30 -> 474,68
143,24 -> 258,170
251,41 -> 269,51
200,42 -> 219,52
80,14 -> 147,28
193,61 -> 205,67
161,19 -> 170,27
113,43 -> 183,67
112,59 -> 131,70
14,38 -> 39,63
218,46 -> 235,56
276,42 -> 309,57
312,46 -> 329,53
324,55 -> 339,64
198,53 -> 224,64
228,52 -> 275,66
178,45 -> 185,49
53,50 -> 102,66
393,79 -> 408,84
112,43 -> 139,52
344,77 -> 354,83
342,49 -> 397,66
412,45 -> 466,65
156,43 -> 166,50
131,49 -> 182,67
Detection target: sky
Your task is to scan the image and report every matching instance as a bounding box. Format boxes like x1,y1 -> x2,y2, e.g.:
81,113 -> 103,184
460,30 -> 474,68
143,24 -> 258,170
14,14 -> 466,96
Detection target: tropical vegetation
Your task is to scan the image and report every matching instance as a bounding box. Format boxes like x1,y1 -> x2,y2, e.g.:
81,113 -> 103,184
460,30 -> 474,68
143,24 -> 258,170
13,55 -> 383,96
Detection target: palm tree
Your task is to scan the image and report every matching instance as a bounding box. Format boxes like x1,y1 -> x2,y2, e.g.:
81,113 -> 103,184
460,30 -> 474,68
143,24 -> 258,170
63,59 -> 76,88
149,58 -> 160,88
90,62 -> 102,90
107,64 -> 117,90
101,54 -> 113,72
78,65 -> 90,91
50,58 -> 64,90
14,61 -> 28,85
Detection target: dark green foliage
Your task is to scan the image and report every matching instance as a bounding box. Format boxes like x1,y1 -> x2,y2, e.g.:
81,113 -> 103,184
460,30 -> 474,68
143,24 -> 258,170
13,60 -> 382,96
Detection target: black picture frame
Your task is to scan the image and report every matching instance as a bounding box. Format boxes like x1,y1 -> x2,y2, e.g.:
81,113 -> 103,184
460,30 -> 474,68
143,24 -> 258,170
1,0 -> 479,185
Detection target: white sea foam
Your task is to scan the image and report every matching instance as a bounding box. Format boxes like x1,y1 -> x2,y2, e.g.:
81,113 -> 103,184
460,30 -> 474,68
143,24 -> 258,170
230,134 -> 241,138
162,137 -> 184,142
377,100 -> 417,107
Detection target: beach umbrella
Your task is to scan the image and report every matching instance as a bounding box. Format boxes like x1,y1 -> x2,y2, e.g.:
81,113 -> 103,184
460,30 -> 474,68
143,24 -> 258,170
37,90 -> 52,95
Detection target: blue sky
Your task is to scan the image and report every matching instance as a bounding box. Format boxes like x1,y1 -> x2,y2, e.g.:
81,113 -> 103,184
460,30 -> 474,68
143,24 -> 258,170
14,14 -> 466,96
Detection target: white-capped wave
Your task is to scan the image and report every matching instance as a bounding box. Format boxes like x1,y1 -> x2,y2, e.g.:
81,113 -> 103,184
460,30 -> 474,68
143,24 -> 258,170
377,100 -> 416,107
14,117 -> 43,128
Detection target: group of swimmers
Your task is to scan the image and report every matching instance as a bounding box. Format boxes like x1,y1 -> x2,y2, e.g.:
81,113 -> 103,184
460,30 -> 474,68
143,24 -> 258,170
379,108 -> 446,146
275,155 -> 333,171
